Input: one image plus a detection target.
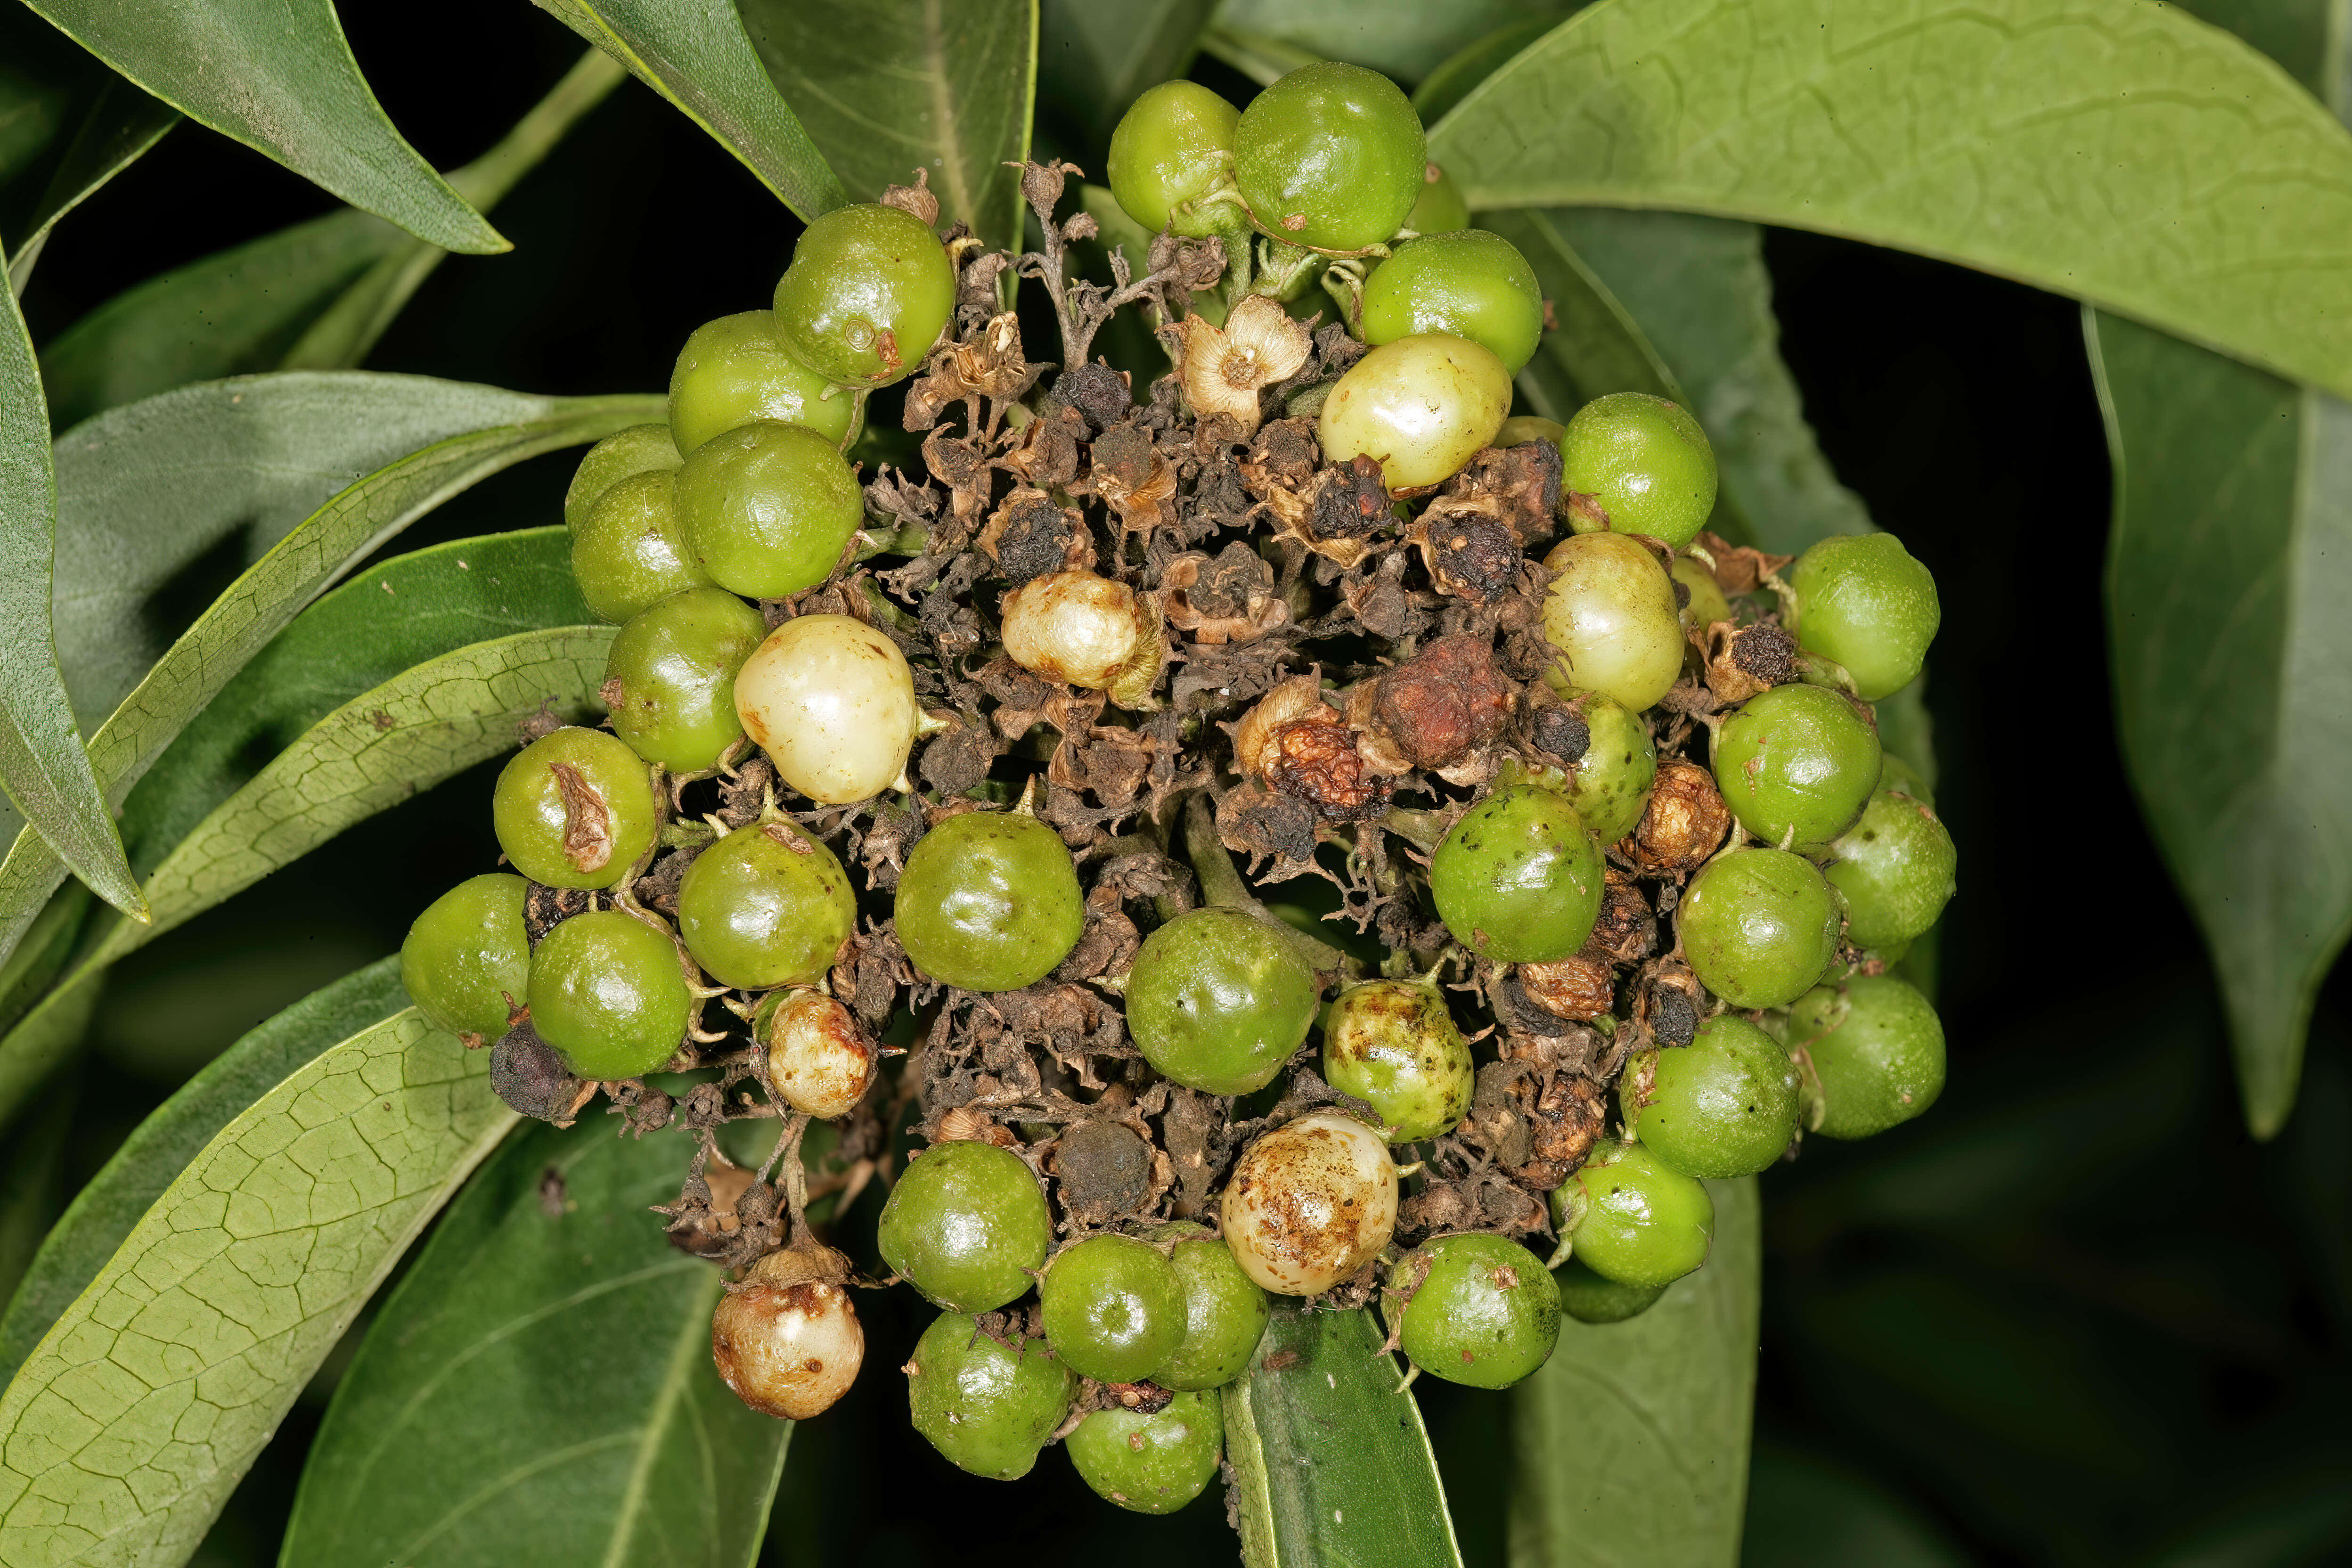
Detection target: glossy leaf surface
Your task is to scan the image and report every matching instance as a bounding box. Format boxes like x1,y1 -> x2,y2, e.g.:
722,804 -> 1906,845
1212,0 -> 1574,83
536,0 -> 847,220
1512,1178 -> 1761,1567
1431,0 -> 2352,402
1224,1303 -> 1464,1567
1040,0 -> 1217,142
0,958 -> 408,1385
0,1002 -> 513,1567
741,0 -> 1037,247
280,1118 -> 791,1568
17,0 -> 501,253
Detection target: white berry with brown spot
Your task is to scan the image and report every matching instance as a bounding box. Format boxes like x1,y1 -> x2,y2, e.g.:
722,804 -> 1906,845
1218,1110 -> 1398,1295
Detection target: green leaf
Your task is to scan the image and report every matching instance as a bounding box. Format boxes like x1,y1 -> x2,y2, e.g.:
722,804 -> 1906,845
1197,25 -> 1324,90
3,77 -> 178,294
1480,205 -> 1680,417
115,624 -> 613,961
280,1118 -> 791,1568
1411,17 -> 1566,124
38,57 -> 623,431
0,997 -> 513,1567
2087,309 -> 2352,1137
1040,0 -> 1217,142
1429,0 -> 2352,403
0,883 -> 84,1043
1222,1304 -> 1465,1567
0,235 -> 143,923
739,0 -> 1037,248
0,957 -> 408,1386
1211,0 -> 1575,84
0,1078 -> 74,1316
535,0 -> 849,221
1510,1178 -> 1761,1568
0,380 -> 661,981
17,0 -> 501,254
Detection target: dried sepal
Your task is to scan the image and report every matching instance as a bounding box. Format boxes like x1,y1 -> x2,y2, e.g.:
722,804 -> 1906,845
1163,294 -> 1311,436
1701,619 -> 1798,704
976,486 -> 1093,581
1621,759 -> 1731,874
1159,541 -> 1288,645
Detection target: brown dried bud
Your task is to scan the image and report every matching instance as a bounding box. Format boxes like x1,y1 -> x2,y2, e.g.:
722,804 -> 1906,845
1442,441 -> 1562,543
976,488 -> 1091,582
1506,1070 -> 1607,1192
1256,711 -> 1386,822
1690,531 -> 1794,596
1412,500 -> 1524,603
1047,1119 -> 1154,1217
490,1019 -> 594,1124
1515,956 -> 1617,1022
668,1157 -> 763,1259
879,170 -> 941,226
1633,961 -> 1708,1048
1701,620 -> 1797,704
1578,870 -> 1658,965
1160,540 -> 1287,645
1370,634 -> 1515,771
937,1104 -> 1018,1147
1623,760 -> 1732,874
1216,780 -> 1321,866
1085,423 -> 1179,536
1309,455 -> 1392,540
1050,360 -> 1134,433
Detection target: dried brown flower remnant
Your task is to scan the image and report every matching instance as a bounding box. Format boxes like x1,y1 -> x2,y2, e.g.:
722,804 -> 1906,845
1516,956 -> 1617,1022
1702,620 -> 1797,704
1160,541 -> 1287,645
1266,713 -> 1388,822
1370,635 -> 1515,771
978,488 -> 1090,580
1167,294 -> 1312,436
1624,760 -> 1731,874
1413,505 -> 1522,603
1048,1119 -> 1155,1218
1578,870 -> 1658,966
1085,422 -> 1179,537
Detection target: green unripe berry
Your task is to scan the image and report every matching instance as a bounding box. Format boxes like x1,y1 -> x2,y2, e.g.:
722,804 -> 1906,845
675,818 -> 858,991
1552,1256 -> 1666,1324
1429,784 -> 1603,964
1676,848 -> 1843,1010
1673,555 -> 1733,631
1877,752 -> 1936,808
1552,1138 -> 1714,1289
1541,531 -> 1686,711
1561,695 -> 1657,844
1406,161 -> 1469,234
491,727 -> 658,890
1386,1233 -> 1560,1389
906,1311 -> 1075,1481
1621,1014 -> 1801,1180
1107,80 -> 1241,236
1496,414 -> 1565,448
571,469 -> 713,625
894,809 -> 1086,992
878,1139 -> 1054,1314
673,420 -> 864,600
1825,785 -> 1956,951
1039,1234 -> 1186,1384
1235,62 -> 1425,252
1561,392 -> 1718,551
564,424 -> 680,532
1788,975 -> 1946,1139
1145,1222 -> 1271,1392
1318,333 -> 1511,491
1362,229 -> 1543,374
400,873 -> 528,1043
1790,532 -> 1941,700
1320,979 -> 1473,1143
668,310 -> 855,456
526,910 -> 690,1079
1712,683 -> 1882,851
604,587 -> 769,773
773,203 -> 955,389
1125,908 -> 1321,1096
1066,1391 -> 1224,1514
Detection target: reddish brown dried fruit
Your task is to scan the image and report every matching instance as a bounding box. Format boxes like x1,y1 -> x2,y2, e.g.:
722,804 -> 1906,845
1371,635 -> 1515,770
1048,1119 -> 1154,1217
1624,760 -> 1731,873
1311,455 -> 1392,539
1515,956 -> 1617,1022
1265,714 -> 1388,822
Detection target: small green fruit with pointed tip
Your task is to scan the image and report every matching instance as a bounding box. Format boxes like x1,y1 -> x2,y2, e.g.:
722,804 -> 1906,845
675,818 -> 858,991
673,419 -> 865,600
668,309 -> 854,455
1066,1391 -> 1224,1513
400,873 -> 529,1043
1320,978 -> 1473,1142
1429,784 -> 1603,964
1387,1233 -> 1560,1388
1561,392 -> 1718,550
1107,80 -> 1241,236
894,809 -> 1086,992
564,423 -> 680,531
1144,1222 -> 1271,1391
1234,61 -> 1425,252
1541,531 -> 1685,711
604,586 -> 769,773
1125,908 -> 1321,1096
1677,848 -> 1843,1010
1361,229 -> 1544,373
906,1311 -> 1075,1481
490,726 -> 658,890
1826,784 -> 1957,951
1620,1014 -> 1802,1179
1789,532 -> 1941,700
526,910 -> 690,1080
1552,1257 -> 1666,1324
1039,1234 -> 1186,1384
1552,1138 -> 1714,1289
570,469 -> 712,624
773,203 -> 956,389
1712,683 -> 1882,852
1788,975 -> 1946,1139
877,1139 -> 1054,1314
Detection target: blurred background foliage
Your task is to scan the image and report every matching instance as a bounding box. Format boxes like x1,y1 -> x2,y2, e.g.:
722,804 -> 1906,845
0,1 -> 2344,1564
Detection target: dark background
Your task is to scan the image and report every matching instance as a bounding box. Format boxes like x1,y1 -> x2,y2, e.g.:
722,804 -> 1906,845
11,11 -> 2350,1567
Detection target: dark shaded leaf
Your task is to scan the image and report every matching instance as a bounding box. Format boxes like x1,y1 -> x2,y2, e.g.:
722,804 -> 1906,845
0,956 -> 408,1385
537,0 -> 848,220
1223,1303 -> 1465,1567
1429,0 -> 2352,403
1511,1178 -> 1760,1568
3,77 -> 177,294
280,1117 -> 790,1568
1211,0 -> 1575,84
1411,16 -> 1564,124
1040,0 -> 1217,144
17,0 -> 501,253
740,0 -> 1036,247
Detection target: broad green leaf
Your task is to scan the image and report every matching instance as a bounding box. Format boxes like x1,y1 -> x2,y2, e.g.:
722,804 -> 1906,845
39,57 -> 623,431
2087,314 -> 2352,1137
1540,208 -> 1876,557
740,0 -> 1037,247
536,0 -> 848,221
1510,1178 -> 1760,1568
1412,17 -> 1566,124
1223,1304 -> 1465,1567
1198,26 -> 1323,89
0,1078 -> 74,1314
0,965 -> 97,1145
16,0 -> 499,254
1480,205 -> 1681,422
1429,0 -> 2352,403
1040,0 -> 1217,142
0,883 -> 83,1043
281,1118 -> 791,1568
114,625 -> 613,960
0,235 -> 142,923
0,957 -> 408,1386
0,382 -> 661,981
0,1000 -> 512,1568
1212,0 -> 1575,84
4,78 -> 178,295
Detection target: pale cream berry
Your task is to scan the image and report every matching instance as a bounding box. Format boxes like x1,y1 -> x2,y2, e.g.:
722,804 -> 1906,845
762,990 -> 878,1120
711,1246 -> 864,1420
1540,532 -> 1685,711
998,570 -> 1161,705
1317,334 -> 1511,492
1218,1111 -> 1398,1295
734,614 -> 920,803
